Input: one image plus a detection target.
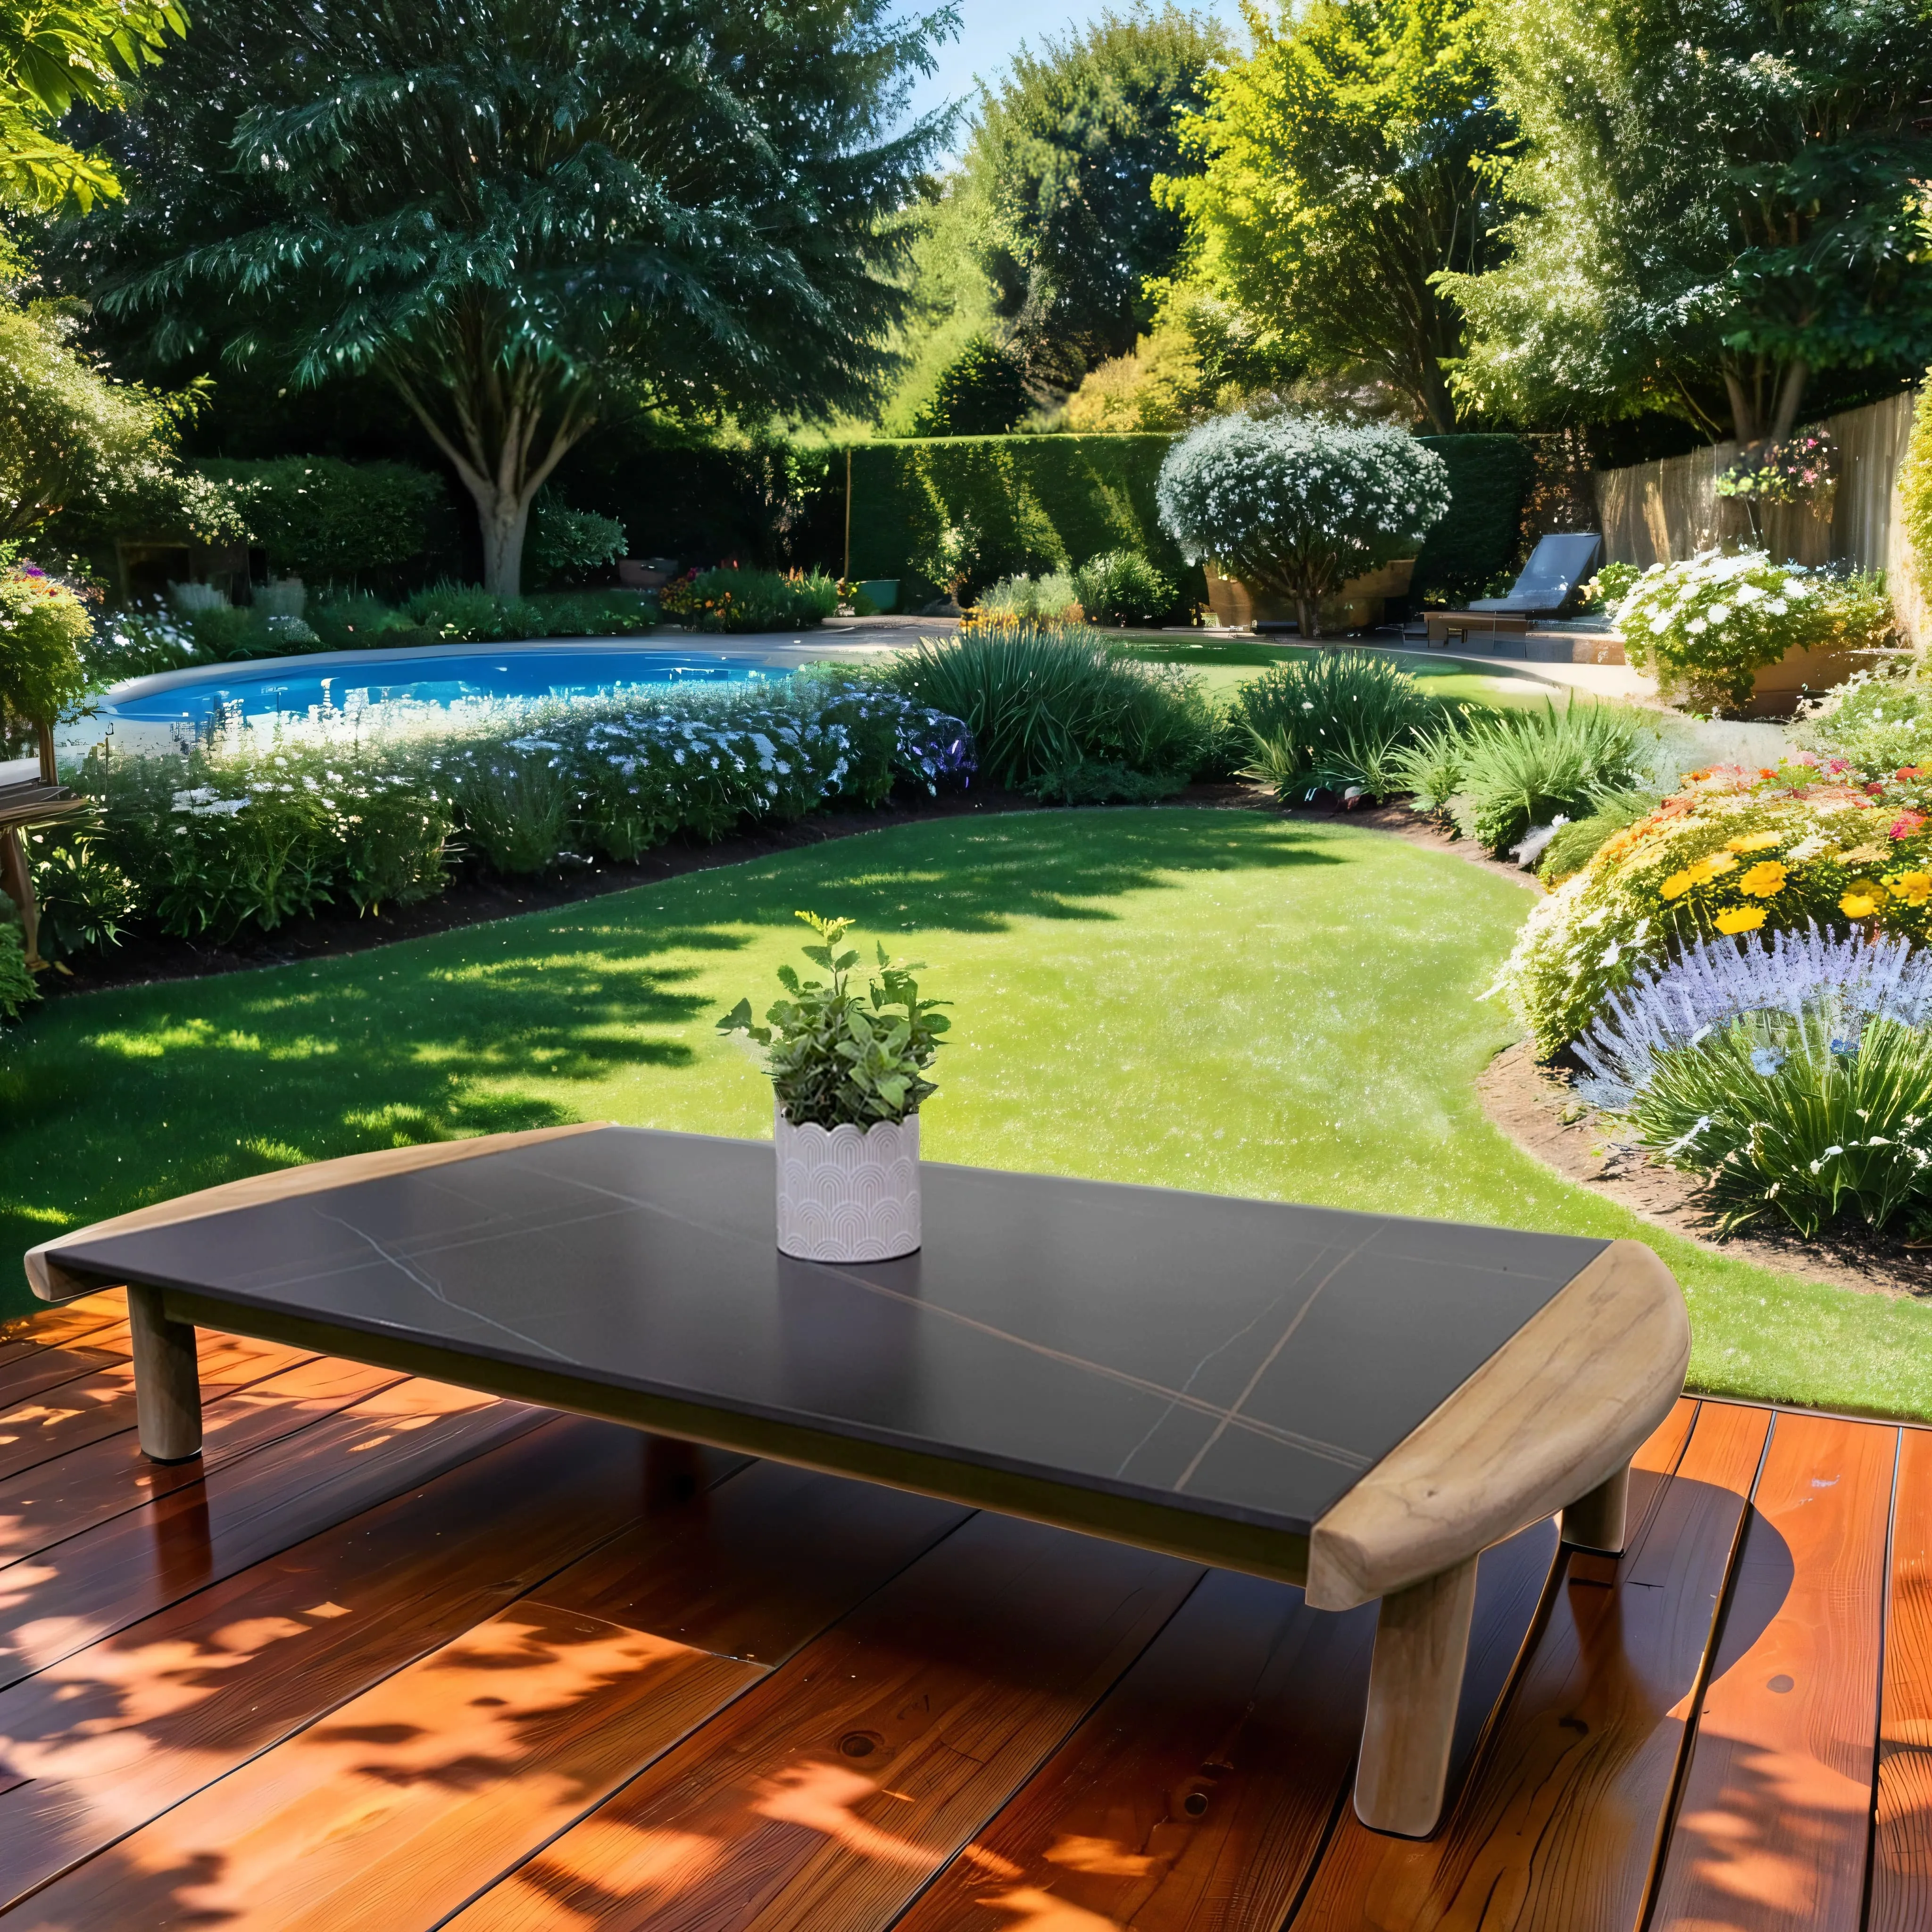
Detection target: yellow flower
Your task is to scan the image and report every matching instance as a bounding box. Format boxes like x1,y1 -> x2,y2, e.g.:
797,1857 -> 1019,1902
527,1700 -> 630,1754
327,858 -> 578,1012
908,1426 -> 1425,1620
1726,831 -> 1782,853
1714,906 -> 1767,934
1841,889 -> 1882,919
1738,861 -> 1788,898
1661,867 -> 1702,901
1704,852 -> 1737,877
1890,871 -> 1932,907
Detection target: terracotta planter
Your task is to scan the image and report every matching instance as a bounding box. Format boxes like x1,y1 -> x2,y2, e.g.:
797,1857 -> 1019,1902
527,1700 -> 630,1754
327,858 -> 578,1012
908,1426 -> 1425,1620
774,1107 -> 921,1262
1203,559 -> 1416,635
1658,642 -> 1860,719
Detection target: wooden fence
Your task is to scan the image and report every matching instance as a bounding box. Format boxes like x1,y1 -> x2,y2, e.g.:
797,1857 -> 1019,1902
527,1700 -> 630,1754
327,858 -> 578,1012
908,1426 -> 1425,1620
1592,388 -> 1927,647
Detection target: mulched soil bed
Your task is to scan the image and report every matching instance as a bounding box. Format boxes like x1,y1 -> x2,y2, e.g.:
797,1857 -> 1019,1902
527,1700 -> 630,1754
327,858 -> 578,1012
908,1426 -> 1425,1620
1481,1038 -> 1932,1300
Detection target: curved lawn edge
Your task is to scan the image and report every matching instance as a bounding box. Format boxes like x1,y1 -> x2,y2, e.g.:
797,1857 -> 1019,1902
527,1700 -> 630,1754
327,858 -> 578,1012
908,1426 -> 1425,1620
8,807 -> 1932,1420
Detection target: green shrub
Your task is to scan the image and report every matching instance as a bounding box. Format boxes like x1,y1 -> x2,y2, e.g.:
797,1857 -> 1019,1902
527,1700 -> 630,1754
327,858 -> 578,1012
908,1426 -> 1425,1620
1620,551 -> 1898,711
1075,550 -> 1176,626
0,566 -> 92,727
28,830 -> 137,956
1536,789 -> 1663,885
201,457 -> 444,584
1025,761 -> 1188,805
439,742 -> 579,875
530,496 -> 626,584
0,916 -> 36,1020
975,572 -> 1083,623
1624,1007 -> 1932,1237
1445,703 -> 1650,854
1795,669 -> 1932,770
308,593 -> 427,653
659,567 -> 840,633
884,623 -> 1215,789
1580,560 -> 1642,615
1903,374 -> 1932,599
912,335 -> 1032,438
1234,651 -> 1439,800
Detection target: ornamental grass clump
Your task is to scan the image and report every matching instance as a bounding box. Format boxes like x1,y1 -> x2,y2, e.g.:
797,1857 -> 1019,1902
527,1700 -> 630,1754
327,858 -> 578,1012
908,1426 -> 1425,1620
1618,550 -> 1896,711
1495,755 -> 1932,1057
1235,650 -> 1438,800
1442,702 -> 1651,855
719,911 -> 948,1129
1619,1007 -> 1932,1238
1156,413 -> 1450,638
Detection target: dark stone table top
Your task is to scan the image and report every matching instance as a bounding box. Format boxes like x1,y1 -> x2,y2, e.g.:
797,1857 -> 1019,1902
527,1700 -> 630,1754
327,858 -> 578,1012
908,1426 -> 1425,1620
49,1127 -> 1608,1536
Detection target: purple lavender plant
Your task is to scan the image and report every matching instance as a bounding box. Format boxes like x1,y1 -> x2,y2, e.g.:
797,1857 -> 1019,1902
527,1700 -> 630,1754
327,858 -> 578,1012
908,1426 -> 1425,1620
1574,922 -> 1932,1110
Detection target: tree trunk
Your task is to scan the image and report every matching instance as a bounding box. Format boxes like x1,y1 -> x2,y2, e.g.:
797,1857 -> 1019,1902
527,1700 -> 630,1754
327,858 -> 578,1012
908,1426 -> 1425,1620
1299,594 -> 1321,640
1770,358 -> 1810,441
471,483 -> 536,600
1723,368 -> 1759,444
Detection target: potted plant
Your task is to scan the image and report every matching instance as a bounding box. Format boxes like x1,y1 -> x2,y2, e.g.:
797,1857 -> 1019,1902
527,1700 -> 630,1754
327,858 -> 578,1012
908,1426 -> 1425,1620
1157,412 -> 1450,638
719,911 -> 948,1261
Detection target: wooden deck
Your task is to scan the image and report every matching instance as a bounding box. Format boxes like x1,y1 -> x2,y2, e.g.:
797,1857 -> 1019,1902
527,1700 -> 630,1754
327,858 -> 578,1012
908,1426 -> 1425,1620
0,1289 -> 1924,1931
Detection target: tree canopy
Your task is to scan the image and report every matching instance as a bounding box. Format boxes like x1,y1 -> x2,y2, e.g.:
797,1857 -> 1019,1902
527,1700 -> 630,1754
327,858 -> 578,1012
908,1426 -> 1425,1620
1448,0 -> 1932,439
0,0 -> 182,210
1165,0 -> 1507,433
88,0 -> 957,594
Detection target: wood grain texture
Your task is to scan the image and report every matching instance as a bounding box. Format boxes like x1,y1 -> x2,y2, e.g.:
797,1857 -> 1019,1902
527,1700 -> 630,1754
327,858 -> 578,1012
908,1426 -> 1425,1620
25,1123 -> 612,1302
1288,1396 -> 1762,1932
1354,1554 -> 1482,1837
0,1291 -> 125,1354
126,1283 -> 202,1462
1647,1411 -> 1897,1932
1307,1240 -> 1690,1611
1873,1424 -> 1932,1932
444,1514 -> 1200,1932
0,1422 -> 748,1912
0,1354 -> 404,1573
0,1324 -> 133,1410
0,1377 -> 544,1690
0,1333 -> 305,1483
12,1466 -> 968,1932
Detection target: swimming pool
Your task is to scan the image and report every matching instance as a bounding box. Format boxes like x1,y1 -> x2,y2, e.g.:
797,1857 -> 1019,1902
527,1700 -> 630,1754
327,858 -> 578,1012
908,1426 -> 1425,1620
99,643 -> 779,730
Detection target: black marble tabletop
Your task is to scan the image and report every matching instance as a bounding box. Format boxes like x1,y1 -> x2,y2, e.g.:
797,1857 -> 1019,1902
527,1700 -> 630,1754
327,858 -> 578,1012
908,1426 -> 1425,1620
50,1127 -> 1607,1535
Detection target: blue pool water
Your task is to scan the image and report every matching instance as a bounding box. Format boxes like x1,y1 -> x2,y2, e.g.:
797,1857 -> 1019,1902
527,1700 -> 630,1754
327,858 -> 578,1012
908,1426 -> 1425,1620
102,647 -> 774,729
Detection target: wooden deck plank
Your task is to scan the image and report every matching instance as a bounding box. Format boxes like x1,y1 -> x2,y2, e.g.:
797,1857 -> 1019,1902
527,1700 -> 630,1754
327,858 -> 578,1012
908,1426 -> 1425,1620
444,1514 -> 1201,1932
1873,1425 -> 1932,1932
12,1466 -> 970,1932
0,1334 -> 310,1484
0,1424 -> 749,1911
891,1518 -> 1557,1932
0,1377 -> 547,1691
1646,1410 -> 1896,1932
1285,1396 -> 1760,1932
0,1354 -> 406,1573
0,1324 -> 133,1411
0,1290 -> 125,1354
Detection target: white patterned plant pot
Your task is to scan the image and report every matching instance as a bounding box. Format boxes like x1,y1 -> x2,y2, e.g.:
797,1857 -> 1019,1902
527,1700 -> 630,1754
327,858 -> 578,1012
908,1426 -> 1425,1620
774,1106 -> 921,1262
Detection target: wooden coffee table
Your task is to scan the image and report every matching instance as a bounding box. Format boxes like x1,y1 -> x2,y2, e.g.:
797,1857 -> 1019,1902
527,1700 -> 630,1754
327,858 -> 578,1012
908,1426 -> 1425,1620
28,1124 -> 1689,1838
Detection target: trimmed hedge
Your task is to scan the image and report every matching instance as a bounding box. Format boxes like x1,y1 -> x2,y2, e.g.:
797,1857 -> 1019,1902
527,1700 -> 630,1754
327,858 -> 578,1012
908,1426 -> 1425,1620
200,457 -> 447,585
1409,434 -> 1537,605
845,435 -> 1205,614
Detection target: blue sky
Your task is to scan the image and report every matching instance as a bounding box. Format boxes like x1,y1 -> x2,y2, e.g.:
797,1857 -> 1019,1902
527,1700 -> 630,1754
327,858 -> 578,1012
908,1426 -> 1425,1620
901,0 -> 1252,150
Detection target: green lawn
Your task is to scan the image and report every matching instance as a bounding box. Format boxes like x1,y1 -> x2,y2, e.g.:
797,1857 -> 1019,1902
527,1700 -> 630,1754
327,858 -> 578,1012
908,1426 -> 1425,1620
7,808 -> 1930,1416
1111,637 -> 1568,709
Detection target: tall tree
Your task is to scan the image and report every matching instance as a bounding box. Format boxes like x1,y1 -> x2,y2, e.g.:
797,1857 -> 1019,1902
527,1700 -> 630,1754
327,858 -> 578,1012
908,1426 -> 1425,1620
957,4 -> 1230,388
1164,0 -> 1509,433
1448,0 -> 1932,441
0,0 -> 181,209
90,0 -> 955,594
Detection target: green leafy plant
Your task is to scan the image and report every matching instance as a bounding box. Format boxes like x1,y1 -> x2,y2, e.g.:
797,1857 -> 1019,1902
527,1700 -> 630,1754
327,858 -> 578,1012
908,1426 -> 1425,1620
975,572 -> 1083,623
1025,761 -> 1186,805
658,567 -> 840,633
719,911 -> 948,1128
28,829 -> 136,955
1624,1006 -> 1932,1237
1579,560 -> 1642,615
1444,702 -> 1649,854
0,563 -> 91,729
0,914 -> 36,1020
1536,789 -> 1663,886
1074,550 -> 1175,626
885,622 -> 1215,789
529,495 -> 626,585
201,457 -> 444,584
1795,669 -> 1932,770
1234,650 -> 1439,800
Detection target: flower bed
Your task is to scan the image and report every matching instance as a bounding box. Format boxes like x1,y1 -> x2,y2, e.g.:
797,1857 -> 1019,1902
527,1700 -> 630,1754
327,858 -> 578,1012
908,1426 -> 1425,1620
1498,754 -> 1932,1057
28,679 -> 973,972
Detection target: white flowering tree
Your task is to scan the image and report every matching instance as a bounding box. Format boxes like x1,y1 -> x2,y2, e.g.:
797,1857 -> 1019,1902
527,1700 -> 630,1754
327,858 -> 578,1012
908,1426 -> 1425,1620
1617,550 -> 1896,712
1156,412 -> 1451,636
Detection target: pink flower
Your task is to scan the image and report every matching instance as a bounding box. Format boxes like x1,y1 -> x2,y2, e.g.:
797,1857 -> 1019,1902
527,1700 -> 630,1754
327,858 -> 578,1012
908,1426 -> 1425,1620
1891,810 -> 1927,840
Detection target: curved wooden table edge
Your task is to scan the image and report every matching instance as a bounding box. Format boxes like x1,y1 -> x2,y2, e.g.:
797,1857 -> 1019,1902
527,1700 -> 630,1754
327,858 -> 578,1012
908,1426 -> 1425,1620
24,1122 -> 615,1303
1307,1237 -> 1691,1612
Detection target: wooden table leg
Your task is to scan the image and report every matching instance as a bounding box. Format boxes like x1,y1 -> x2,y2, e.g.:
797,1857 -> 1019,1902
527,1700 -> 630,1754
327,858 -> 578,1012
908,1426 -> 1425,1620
0,826 -> 44,970
128,1283 -> 203,1463
1352,1551 -> 1480,1837
1561,1460 -> 1631,1553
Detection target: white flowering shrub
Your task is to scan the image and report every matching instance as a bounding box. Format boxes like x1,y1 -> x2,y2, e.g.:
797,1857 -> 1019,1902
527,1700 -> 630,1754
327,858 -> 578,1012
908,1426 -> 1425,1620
1155,413 -> 1450,636
1618,549 -> 1896,711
